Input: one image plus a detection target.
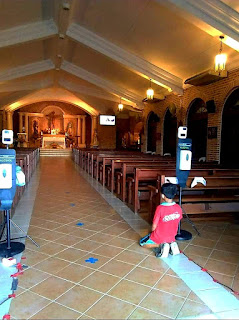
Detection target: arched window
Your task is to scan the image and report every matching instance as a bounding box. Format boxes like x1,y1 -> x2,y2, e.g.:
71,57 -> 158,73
147,112 -> 159,152
221,88 -> 239,167
163,108 -> 177,156
187,98 -> 208,160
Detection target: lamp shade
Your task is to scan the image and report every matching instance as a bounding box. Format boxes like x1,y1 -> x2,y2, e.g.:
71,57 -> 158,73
215,53 -> 227,72
118,103 -> 123,111
146,87 -> 154,100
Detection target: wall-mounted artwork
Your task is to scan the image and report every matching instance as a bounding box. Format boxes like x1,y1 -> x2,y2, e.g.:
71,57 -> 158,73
208,127 -> 217,139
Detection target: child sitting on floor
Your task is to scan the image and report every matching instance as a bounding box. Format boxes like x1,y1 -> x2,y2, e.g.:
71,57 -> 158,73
140,183 -> 182,258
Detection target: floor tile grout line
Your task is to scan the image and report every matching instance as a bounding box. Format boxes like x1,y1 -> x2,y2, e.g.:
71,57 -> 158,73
77,163 -> 239,316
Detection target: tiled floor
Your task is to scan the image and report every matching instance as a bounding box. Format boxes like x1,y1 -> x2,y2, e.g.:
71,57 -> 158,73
3,157 -> 239,319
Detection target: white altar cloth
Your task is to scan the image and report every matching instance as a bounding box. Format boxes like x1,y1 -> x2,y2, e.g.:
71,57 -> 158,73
42,135 -> 65,149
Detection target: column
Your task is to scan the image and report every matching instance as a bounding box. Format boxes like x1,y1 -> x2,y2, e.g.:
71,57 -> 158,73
91,116 -> 97,146
25,113 -> 29,142
19,113 -> 23,132
82,116 -> 86,145
77,116 -> 81,146
0,112 -> 3,133
6,111 -> 13,130
2,110 -> 7,130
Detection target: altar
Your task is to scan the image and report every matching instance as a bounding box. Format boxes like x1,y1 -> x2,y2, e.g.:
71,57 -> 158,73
42,134 -> 66,149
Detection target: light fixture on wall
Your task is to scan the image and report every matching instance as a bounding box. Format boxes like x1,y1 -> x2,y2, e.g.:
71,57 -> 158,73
146,79 -> 154,100
118,97 -> 123,111
215,35 -> 227,73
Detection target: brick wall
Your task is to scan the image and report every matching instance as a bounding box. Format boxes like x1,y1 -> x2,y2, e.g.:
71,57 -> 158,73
143,68 -> 239,162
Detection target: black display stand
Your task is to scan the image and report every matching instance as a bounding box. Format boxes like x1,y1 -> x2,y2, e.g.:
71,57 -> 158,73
175,187 -> 200,241
0,209 -> 39,257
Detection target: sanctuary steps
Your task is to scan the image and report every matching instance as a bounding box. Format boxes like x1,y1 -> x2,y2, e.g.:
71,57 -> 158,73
40,148 -> 72,157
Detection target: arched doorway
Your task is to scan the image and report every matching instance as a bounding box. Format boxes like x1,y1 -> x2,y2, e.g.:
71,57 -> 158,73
187,98 -> 208,160
163,108 -> 177,156
147,112 -> 159,152
221,88 -> 239,167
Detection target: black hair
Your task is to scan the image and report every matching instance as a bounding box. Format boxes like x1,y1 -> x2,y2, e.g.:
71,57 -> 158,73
161,183 -> 177,199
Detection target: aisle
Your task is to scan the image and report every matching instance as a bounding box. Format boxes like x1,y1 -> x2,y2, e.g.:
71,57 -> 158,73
7,157 -> 237,319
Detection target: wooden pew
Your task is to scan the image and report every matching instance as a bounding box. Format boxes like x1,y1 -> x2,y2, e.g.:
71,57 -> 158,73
112,160 -> 175,198
149,170 -> 239,220
127,167 -> 225,214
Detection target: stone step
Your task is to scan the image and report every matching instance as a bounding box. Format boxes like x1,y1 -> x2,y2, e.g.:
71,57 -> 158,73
40,149 -> 72,157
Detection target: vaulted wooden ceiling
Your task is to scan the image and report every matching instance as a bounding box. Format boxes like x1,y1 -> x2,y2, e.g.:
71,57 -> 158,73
0,0 -> 238,114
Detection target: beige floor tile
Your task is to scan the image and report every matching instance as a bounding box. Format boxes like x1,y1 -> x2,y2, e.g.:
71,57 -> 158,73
184,245 -> 212,258
155,274 -> 190,298
55,248 -> 88,262
109,237 -> 135,248
83,223 -> 108,232
140,289 -> 185,318
92,244 -> 123,258
10,291 -> 50,319
139,256 -> 169,273
30,275 -> 74,299
23,249 -> 49,266
119,230 -> 140,241
56,285 -> 102,313
34,257 -> 71,275
215,241 -> 239,254
109,279 -> 151,304
116,250 -> 146,265
177,300 -> 213,319
25,237 -> 49,250
126,266 -> 163,287
56,264 -> 94,283
29,302 -> 81,319
86,295 -> 135,319
87,232 -> 115,243
99,259 -> 135,277
210,249 -> 239,264
18,267 -> 50,289
54,234 -> 83,246
35,242 -> 67,255
129,307 -> 169,319
127,242 -> 153,255
205,258 -> 237,277
73,239 -> 102,251
80,270 -> 120,292
190,237 -> 216,248
38,230 -> 66,241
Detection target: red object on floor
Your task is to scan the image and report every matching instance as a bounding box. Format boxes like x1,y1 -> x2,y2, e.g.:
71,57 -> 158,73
8,294 -> 15,299
213,279 -> 218,282
234,291 -> 239,295
10,271 -> 23,277
201,268 -> 208,272
21,257 -> 26,260
16,263 -> 23,271
3,315 -> 10,320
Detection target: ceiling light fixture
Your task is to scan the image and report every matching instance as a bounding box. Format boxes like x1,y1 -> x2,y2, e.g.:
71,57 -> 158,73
118,97 -> 123,111
62,2 -> 70,10
215,35 -> 227,73
146,79 -> 154,100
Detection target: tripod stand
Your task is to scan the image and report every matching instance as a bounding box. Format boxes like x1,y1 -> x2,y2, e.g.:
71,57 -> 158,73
0,209 -> 39,257
176,186 -> 200,241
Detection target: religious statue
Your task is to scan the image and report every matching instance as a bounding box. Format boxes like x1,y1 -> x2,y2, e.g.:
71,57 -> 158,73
46,111 -> 56,129
66,121 -> 73,136
93,129 -> 99,147
33,120 -> 38,136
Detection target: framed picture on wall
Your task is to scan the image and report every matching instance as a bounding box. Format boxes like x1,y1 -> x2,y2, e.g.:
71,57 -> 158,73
208,127 -> 217,139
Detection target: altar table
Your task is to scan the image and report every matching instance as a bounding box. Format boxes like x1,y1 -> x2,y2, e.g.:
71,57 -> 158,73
42,134 -> 66,149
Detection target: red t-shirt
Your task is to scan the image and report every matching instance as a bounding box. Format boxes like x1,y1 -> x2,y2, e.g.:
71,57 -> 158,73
150,202 -> 182,244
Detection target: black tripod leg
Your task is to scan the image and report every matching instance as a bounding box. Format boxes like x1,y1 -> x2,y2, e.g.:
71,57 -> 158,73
182,207 -> 201,236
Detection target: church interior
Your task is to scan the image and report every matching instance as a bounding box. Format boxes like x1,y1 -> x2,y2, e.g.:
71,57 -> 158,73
1,0 -> 239,319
